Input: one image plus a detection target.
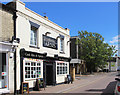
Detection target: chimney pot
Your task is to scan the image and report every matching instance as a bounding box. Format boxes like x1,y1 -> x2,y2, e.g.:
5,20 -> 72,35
44,16 -> 48,19
65,28 -> 70,31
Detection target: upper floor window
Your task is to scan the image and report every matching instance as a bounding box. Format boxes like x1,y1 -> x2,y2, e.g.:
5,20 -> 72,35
30,26 -> 37,46
29,21 -> 40,47
60,35 -> 64,52
60,38 -> 64,51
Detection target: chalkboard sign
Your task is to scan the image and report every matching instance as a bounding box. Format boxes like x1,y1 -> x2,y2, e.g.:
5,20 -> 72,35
22,82 -> 29,94
35,78 -> 45,91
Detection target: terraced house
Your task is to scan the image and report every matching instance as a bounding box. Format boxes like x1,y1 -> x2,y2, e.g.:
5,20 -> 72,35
0,2 -> 18,94
0,0 -> 71,94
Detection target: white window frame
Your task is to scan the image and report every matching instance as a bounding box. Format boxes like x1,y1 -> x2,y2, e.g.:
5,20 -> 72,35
60,38 -> 64,52
30,26 -> 38,47
24,59 -> 42,81
57,62 -> 68,75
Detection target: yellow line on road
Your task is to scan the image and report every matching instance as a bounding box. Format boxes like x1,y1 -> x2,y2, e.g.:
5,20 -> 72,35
62,75 -> 107,93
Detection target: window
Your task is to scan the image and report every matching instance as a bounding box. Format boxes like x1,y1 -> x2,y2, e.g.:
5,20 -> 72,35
60,38 -> 64,52
30,26 -> 37,46
25,61 -> 41,79
59,35 -> 64,52
57,62 -> 68,75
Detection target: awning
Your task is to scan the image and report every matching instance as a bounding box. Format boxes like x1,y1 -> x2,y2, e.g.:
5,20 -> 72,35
70,59 -> 81,64
0,42 -> 13,52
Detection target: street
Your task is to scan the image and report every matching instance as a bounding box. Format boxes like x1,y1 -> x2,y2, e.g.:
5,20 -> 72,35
30,72 -> 118,94
62,72 -> 117,94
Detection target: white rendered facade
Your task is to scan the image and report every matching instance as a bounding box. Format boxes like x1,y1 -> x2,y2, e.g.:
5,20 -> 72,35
14,0 -> 70,92
0,42 -> 14,93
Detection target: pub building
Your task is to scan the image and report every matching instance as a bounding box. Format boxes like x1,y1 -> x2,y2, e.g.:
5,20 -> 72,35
5,0 -> 71,93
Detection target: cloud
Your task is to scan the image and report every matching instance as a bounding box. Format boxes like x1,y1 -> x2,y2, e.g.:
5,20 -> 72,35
103,41 -> 106,43
109,35 -> 120,44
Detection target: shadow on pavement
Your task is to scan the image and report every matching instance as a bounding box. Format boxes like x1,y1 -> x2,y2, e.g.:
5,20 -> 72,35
85,81 -> 117,95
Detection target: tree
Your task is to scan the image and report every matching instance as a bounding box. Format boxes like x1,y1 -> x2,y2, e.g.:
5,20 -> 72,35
76,30 -> 117,73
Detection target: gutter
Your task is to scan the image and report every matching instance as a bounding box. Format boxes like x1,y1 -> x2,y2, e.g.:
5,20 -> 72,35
13,9 -> 18,95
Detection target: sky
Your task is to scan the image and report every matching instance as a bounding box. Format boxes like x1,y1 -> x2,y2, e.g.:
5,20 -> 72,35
2,1 -> 119,55
24,2 -> 118,52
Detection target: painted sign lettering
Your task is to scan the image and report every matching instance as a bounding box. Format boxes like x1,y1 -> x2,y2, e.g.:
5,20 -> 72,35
43,35 -> 57,49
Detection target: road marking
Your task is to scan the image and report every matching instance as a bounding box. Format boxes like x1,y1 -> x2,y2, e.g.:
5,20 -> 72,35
60,75 -> 107,93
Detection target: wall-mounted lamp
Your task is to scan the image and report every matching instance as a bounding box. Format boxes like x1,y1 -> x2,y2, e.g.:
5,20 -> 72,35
67,40 -> 71,45
11,36 -> 20,44
43,52 -> 47,56
56,36 -> 60,39
10,52 -> 14,58
45,32 -> 51,36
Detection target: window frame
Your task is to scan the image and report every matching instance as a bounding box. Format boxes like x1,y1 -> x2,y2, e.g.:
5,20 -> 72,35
57,62 -> 68,75
30,25 -> 38,47
24,60 -> 42,81
60,38 -> 64,52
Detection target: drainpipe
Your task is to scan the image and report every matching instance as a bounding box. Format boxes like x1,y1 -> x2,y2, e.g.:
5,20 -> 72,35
13,10 -> 17,95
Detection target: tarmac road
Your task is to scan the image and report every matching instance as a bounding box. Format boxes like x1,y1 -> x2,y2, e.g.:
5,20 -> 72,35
62,72 -> 117,94
30,72 -> 118,94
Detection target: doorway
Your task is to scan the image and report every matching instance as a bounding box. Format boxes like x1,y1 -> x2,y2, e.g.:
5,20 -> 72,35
0,53 -> 8,89
46,65 -> 53,85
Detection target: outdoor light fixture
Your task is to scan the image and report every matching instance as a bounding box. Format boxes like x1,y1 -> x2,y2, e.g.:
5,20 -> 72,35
56,36 -> 60,39
67,40 -> 71,45
12,36 -> 20,44
43,52 -> 47,56
45,32 -> 51,36
11,37 -> 20,53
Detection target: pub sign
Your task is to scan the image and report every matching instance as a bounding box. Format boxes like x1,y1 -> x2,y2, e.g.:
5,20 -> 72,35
43,35 -> 57,49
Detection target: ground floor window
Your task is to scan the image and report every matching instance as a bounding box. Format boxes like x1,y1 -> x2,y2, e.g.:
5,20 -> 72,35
57,62 -> 68,75
24,58 -> 42,80
0,53 -> 8,89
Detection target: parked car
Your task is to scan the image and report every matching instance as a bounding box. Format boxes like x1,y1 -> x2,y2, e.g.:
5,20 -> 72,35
115,78 -> 120,95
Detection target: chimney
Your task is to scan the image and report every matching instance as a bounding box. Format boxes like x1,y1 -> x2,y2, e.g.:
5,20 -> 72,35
65,28 -> 70,31
44,16 -> 48,19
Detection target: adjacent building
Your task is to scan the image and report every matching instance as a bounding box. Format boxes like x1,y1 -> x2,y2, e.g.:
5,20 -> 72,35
104,56 -> 119,72
70,36 -> 86,74
0,3 -> 16,93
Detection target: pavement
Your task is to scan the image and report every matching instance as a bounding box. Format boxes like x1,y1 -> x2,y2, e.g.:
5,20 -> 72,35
30,72 -> 117,94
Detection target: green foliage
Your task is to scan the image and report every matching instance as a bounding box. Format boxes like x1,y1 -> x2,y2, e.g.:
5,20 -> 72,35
77,31 -> 117,72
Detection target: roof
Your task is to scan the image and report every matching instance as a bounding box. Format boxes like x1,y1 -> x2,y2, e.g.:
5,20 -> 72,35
0,3 -> 15,13
70,36 -> 80,39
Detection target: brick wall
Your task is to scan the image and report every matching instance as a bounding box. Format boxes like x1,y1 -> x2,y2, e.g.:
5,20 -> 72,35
0,6 -> 14,42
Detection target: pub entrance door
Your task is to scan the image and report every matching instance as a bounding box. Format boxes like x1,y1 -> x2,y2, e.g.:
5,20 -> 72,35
46,64 -> 53,85
43,60 -> 56,86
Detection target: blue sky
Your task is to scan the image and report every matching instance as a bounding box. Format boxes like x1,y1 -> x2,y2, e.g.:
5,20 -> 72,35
2,1 -> 119,54
24,2 -> 118,50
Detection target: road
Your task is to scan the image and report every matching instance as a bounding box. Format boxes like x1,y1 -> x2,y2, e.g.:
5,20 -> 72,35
62,72 -> 117,94
30,72 -> 118,94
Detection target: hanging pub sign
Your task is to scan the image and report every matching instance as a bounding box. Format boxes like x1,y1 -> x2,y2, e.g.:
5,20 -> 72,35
43,35 -> 57,49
